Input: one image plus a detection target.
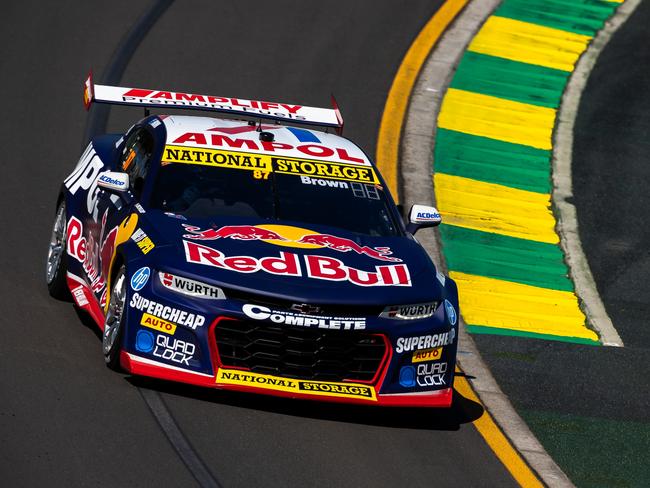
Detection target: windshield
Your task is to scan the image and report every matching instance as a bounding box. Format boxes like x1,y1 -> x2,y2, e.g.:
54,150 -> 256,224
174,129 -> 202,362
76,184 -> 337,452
149,157 -> 399,237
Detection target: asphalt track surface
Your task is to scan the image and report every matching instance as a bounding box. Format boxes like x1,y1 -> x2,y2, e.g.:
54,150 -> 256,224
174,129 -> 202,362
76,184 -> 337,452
474,2 -> 650,486
0,1 -> 517,487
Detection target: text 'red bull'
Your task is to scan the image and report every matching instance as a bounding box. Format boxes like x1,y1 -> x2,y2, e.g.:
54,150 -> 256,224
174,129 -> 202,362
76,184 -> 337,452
67,215 -> 117,300
183,241 -> 410,287
182,225 -> 400,262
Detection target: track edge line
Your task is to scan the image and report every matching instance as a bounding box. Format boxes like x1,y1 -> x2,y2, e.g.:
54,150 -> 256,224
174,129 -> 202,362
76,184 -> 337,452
552,0 -> 642,348
398,0 -> 568,486
80,0 -> 223,485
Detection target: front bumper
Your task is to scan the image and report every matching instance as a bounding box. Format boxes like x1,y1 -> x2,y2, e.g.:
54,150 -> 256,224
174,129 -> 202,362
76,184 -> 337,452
122,272 -> 458,408
121,309 -> 456,408
121,350 -> 453,407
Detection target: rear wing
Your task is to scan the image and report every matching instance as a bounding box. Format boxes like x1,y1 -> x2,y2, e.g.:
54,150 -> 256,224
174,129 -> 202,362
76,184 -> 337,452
83,72 -> 344,132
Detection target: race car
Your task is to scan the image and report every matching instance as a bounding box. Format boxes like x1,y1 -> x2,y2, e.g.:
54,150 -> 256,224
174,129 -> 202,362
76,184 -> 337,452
45,74 -> 459,407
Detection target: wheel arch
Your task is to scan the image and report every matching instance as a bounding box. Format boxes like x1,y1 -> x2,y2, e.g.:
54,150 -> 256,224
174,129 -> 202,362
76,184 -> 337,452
104,249 -> 126,314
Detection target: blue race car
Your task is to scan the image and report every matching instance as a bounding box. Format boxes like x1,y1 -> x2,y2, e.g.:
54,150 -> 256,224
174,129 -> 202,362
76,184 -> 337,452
45,75 -> 459,407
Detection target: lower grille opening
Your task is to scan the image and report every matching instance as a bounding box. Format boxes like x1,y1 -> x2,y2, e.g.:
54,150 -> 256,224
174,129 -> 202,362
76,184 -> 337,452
215,319 -> 386,383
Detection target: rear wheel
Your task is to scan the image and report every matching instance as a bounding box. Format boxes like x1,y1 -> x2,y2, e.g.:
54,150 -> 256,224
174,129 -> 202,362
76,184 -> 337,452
103,266 -> 127,371
46,201 -> 69,299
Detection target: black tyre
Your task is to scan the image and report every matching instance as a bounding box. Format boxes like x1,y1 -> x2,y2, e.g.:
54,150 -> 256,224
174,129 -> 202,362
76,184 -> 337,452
46,201 -> 70,300
103,266 -> 127,371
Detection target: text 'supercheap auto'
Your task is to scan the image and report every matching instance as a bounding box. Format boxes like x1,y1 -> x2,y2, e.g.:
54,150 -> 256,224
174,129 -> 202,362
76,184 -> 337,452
45,74 -> 460,407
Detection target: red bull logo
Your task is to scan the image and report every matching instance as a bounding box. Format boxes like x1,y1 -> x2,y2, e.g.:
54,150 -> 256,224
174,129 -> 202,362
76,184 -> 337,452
182,225 -> 288,242
297,234 -> 399,262
67,215 -> 118,296
182,224 -> 401,262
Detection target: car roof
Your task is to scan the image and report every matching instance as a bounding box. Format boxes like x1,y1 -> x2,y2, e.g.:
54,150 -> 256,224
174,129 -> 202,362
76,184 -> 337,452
160,115 -> 373,167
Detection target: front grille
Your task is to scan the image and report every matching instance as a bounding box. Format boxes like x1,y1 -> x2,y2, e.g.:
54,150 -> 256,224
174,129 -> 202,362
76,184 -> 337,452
215,319 -> 386,382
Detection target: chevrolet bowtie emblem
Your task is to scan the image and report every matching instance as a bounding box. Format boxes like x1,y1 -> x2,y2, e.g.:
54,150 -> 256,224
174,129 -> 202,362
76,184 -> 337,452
290,303 -> 322,314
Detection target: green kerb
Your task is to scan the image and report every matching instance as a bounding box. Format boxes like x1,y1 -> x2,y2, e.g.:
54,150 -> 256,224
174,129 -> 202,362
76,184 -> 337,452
435,129 -> 552,194
494,0 -> 619,36
450,52 -> 568,108
440,224 -> 574,291
466,324 -> 600,345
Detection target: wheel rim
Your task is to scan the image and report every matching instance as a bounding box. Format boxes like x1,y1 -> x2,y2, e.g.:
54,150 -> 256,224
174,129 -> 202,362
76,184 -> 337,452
103,270 -> 126,356
46,204 -> 66,284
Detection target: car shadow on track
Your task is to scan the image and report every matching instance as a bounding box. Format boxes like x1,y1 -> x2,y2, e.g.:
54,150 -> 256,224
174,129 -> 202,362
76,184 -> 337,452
74,306 -> 102,340
126,375 -> 484,431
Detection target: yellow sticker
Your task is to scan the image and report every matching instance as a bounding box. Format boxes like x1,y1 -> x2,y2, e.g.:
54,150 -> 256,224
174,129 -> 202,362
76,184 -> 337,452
162,145 -> 379,184
136,237 -> 155,254
412,347 -> 442,363
140,312 -> 177,335
162,145 -> 271,172
216,369 -> 377,401
131,228 -> 155,254
273,157 -> 379,184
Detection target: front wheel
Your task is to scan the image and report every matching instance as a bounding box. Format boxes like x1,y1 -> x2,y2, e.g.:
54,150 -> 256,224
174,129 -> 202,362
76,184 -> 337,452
103,266 -> 127,371
46,201 -> 70,299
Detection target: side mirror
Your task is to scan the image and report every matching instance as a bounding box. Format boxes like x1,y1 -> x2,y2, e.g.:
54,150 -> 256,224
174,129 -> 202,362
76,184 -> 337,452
406,204 -> 441,235
97,171 -> 129,192
97,171 -> 133,206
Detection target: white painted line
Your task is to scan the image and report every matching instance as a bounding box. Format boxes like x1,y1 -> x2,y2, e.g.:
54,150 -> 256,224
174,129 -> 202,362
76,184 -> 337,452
553,0 -> 642,348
